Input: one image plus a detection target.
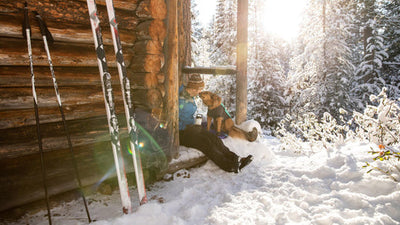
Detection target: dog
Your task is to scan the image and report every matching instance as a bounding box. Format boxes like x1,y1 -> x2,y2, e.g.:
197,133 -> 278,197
199,91 -> 258,142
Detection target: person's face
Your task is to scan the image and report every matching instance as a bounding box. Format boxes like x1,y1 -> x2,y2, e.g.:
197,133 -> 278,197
186,87 -> 203,97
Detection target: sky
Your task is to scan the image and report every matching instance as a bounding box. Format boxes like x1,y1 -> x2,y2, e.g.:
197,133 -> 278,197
261,0 -> 307,40
195,0 -> 308,41
9,120 -> 400,225
196,0 -> 217,26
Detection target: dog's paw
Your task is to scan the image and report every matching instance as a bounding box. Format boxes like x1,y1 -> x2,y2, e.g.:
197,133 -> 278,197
216,132 -> 228,139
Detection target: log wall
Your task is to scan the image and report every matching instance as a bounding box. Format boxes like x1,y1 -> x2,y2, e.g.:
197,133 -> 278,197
0,0 -> 170,213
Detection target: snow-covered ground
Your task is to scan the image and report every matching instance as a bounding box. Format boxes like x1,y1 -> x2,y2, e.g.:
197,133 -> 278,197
10,130 -> 400,225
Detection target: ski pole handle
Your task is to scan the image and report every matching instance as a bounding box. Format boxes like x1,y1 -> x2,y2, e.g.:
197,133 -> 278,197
22,2 -> 30,39
33,11 -> 54,44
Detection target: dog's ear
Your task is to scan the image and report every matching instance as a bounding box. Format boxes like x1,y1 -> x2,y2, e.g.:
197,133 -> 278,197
211,93 -> 222,107
199,91 -> 207,100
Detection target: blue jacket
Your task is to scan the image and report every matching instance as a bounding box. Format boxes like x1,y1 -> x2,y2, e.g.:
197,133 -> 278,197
179,85 -> 197,130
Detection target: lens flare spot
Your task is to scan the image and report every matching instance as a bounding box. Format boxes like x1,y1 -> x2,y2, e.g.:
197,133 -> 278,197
138,142 -> 145,148
127,144 -> 133,155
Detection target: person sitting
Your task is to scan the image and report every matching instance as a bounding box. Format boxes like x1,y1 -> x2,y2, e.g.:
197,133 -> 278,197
178,74 -> 252,173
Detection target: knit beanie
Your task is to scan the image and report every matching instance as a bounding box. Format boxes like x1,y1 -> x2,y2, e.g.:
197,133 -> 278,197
186,74 -> 205,89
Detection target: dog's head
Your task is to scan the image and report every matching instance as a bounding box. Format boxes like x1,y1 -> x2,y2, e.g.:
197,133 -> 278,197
199,91 -> 221,109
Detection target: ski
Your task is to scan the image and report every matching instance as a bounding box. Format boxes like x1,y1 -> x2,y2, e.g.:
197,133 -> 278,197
86,0 -> 132,214
34,12 -> 91,222
104,0 -> 147,205
22,2 -> 52,224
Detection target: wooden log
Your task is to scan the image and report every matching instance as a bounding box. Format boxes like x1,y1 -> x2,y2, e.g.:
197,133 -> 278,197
182,66 -> 237,75
165,0 -> 179,158
133,40 -> 163,55
129,72 -> 159,89
0,114 -> 128,146
0,86 -> 123,111
0,66 -> 122,88
146,88 -> 163,109
76,0 -> 139,11
0,14 -> 135,46
157,72 -> 165,84
157,83 -> 166,97
0,0 -> 138,30
0,131 -> 166,212
0,112 -> 167,212
167,153 -> 207,174
236,0 -> 248,125
144,72 -> 159,89
131,89 -> 160,110
0,130 -> 111,159
0,37 -> 133,67
0,102 -> 127,130
0,140 -> 122,212
136,0 -> 167,20
130,54 -> 164,73
0,115 -> 132,159
178,0 -> 191,80
136,19 -> 167,41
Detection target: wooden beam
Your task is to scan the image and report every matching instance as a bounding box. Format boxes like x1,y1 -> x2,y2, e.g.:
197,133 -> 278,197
178,0 -> 192,86
165,0 -> 179,159
0,66 -> 121,88
236,0 -> 248,125
182,66 -> 237,75
0,37 -> 132,67
0,14 -> 135,46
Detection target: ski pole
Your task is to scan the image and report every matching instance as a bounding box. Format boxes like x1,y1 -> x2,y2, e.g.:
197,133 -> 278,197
22,3 -> 52,225
34,12 -> 92,222
104,0 -> 147,205
86,0 -> 132,214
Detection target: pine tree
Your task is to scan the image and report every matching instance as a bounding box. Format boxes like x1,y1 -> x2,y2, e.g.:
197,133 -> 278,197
246,0 -> 289,130
351,0 -> 389,111
323,0 -> 355,118
288,0 -> 355,119
380,0 -> 400,99
206,0 -> 237,112
191,0 -> 206,66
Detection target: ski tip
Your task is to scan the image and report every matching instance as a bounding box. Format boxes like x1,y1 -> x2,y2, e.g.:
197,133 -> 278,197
22,1 -> 30,39
33,11 -> 54,45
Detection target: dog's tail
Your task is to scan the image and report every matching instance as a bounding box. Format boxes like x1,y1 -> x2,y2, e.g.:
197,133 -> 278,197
246,127 -> 258,142
230,126 -> 258,142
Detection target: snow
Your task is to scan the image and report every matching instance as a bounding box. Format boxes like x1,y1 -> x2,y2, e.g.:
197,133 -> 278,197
10,122 -> 400,225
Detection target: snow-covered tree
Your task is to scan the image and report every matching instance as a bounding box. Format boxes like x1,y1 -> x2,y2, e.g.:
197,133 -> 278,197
206,0 -> 237,112
191,0 -> 202,66
246,0 -> 289,130
380,0 -> 400,99
351,0 -> 389,112
322,0 -> 356,118
191,0 -> 215,67
288,0 -> 355,119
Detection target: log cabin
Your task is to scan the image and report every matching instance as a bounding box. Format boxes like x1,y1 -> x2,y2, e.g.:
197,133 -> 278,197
0,0 -> 248,217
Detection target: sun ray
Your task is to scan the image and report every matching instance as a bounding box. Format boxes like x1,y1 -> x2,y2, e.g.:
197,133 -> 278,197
261,0 -> 307,41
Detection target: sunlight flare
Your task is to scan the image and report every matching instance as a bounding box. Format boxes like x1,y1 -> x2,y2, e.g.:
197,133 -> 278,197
261,0 -> 307,40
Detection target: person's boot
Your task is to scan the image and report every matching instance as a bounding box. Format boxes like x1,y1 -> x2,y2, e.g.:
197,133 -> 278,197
239,155 -> 253,171
247,127 -> 258,142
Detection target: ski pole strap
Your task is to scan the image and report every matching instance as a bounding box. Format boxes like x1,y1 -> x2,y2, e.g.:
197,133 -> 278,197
22,2 -> 30,39
221,103 -> 232,119
33,11 -> 54,44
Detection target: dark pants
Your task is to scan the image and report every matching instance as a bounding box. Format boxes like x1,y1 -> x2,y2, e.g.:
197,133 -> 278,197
179,125 -> 239,173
